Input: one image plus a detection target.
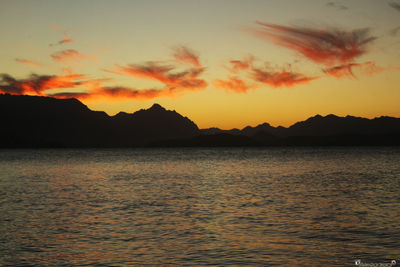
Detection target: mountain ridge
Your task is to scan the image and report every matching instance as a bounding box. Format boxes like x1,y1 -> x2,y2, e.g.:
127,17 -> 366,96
1,93 -> 399,147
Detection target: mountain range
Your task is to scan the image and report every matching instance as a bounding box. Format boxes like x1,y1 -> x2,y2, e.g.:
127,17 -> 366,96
1,93 -> 399,147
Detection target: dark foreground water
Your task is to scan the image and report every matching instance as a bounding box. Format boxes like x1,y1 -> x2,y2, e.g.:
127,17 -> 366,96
0,147 -> 399,266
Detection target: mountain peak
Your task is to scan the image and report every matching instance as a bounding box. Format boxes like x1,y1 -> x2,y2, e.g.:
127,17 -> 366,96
149,103 -> 166,111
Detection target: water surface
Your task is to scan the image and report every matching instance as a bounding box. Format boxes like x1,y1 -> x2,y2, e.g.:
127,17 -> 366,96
0,147 -> 399,266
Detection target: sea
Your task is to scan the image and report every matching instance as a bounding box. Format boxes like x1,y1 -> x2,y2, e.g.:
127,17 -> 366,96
0,147 -> 399,266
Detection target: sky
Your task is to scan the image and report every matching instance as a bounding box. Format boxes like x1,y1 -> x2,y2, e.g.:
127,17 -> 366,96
1,0 -> 400,129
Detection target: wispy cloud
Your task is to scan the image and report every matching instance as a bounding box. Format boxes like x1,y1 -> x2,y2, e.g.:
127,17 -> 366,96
173,46 -> 201,68
252,66 -> 318,87
326,2 -> 348,10
390,26 -> 400,36
214,77 -> 256,93
106,62 -> 206,90
48,84 -> 201,101
0,71 -> 201,101
104,47 -> 207,96
47,92 -> 91,99
50,34 -> 73,47
98,86 -> 184,100
51,49 -> 98,65
225,56 -> 254,74
217,56 -> 318,92
250,22 -> 376,66
49,25 -> 73,46
106,62 -> 174,83
323,61 -> 385,78
15,58 -> 42,68
0,73 -> 87,96
2,46 -> 207,101
389,1 -> 400,12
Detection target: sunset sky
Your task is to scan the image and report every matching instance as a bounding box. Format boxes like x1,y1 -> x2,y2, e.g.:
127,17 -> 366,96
1,0 -> 400,129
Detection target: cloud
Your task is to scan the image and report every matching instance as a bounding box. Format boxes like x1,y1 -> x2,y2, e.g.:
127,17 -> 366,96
251,66 -> 318,87
389,2 -> 400,12
105,62 -> 174,83
323,61 -> 385,78
98,86 -> 174,100
251,22 -> 376,66
49,25 -> 73,46
173,46 -> 201,67
104,46 -> 208,96
104,46 -> 207,91
1,44 -> 208,102
0,73 -> 89,96
214,77 -> 256,93
106,62 -> 207,90
47,92 -> 91,99
225,56 -> 254,74
324,63 -> 358,78
48,85 -> 197,101
390,26 -> 400,36
326,2 -> 348,10
0,66 -> 204,101
15,58 -> 42,68
0,74 -> 25,94
51,49 -> 85,64
217,57 -> 318,93
2,46 -> 207,101
51,49 -> 97,65
50,34 -> 73,47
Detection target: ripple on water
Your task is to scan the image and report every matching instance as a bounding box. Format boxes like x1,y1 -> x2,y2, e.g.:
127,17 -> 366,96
0,147 -> 399,266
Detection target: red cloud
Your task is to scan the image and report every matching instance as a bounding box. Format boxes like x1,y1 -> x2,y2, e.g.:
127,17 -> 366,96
324,63 -> 358,78
99,87 -> 169,100
214,77 -> 256,93
47,92 -> 91,99
225,56 -> 254,73
251,22 -> 376,66
252,67 -> 317,87
50,34 -> 73,47
105,62 -> 175,84
15,58 -> 42,68
51,49 -> 98,65
49,25 -> 73,46
106,62 -> 207,90
51,49 -> 86,65
104,46 -> 206,92
173,46 -> 201,67
0,68 -> 204,101
217,57 -> 318,93
0,73 -> 111,101
324,61 -> 385,78
0,73 -> 87,96
48,85 -> 199,101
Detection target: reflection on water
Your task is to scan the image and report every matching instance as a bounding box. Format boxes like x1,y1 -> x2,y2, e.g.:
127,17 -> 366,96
0,147 -> 399,266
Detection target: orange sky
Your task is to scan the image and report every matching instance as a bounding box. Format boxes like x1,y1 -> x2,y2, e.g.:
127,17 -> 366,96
1,0 -> 400,129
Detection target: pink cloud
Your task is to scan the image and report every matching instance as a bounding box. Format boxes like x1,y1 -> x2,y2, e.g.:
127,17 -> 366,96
15,58 -> 42,68
324,61 -> 385,78
214,77 -> 256,93
251,22 -> 376,66
173,46 -> 201,68
252,66 -> 318,87
51,49 -> 97,65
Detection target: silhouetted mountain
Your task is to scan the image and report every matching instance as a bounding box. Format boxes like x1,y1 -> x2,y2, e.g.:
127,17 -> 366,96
201,114 -> 400,138
110,103 -> 199,146
201,127 -> 241,136
292,114 -> 400,135
1,93 -> 400,147
0,94 -> 199,147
